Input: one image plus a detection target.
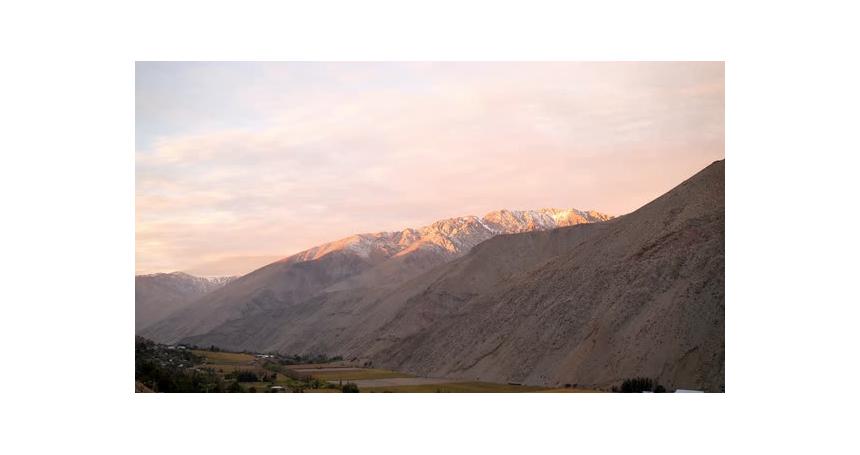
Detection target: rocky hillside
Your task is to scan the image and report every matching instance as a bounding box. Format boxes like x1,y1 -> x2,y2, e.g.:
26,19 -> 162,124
355,160 -> 725,391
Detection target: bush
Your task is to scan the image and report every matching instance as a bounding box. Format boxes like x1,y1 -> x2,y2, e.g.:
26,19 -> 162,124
227,381 -> 245,393
233,370 -> 259,382
621,377 -> 653,392
613,377 -> 665,393
342,383 -> 360,393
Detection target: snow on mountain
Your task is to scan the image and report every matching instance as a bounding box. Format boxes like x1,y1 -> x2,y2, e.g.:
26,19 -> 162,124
285,208 -> 612,263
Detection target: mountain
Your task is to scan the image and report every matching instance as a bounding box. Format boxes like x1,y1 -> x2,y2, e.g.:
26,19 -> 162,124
178,160 -> 723,392
138,208 -> 611,344
352,160 -> 725,391
135,272 -> 234,332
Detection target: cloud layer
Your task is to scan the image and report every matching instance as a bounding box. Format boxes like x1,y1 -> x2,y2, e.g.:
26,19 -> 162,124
136,62 -> 724,275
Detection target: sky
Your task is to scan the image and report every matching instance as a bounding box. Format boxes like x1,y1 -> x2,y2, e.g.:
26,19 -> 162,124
136,62 -> 724,276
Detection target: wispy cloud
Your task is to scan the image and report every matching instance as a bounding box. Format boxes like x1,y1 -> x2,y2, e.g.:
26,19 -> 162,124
136,62 -> 724,275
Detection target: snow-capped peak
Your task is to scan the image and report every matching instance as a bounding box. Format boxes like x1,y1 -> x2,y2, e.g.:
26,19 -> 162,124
283,207 -> 612,263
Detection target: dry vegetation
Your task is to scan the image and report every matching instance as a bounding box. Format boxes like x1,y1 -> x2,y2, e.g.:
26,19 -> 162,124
302,368 -> 413,382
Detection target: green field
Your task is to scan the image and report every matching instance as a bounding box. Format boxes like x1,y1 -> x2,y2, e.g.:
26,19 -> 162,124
305,368 -> 413,382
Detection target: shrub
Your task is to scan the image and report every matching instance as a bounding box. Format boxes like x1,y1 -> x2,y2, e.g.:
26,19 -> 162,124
617,377 -> 658,393
233,370 -> 259,382
342,383 -> 360,393
227,381 -> 245,393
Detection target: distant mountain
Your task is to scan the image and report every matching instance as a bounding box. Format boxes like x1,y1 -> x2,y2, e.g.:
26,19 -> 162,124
139,208 -> 611,344
135,272 -> 234,332
287,208 -> 610,263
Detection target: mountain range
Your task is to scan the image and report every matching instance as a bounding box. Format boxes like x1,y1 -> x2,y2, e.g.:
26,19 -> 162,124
138,208 -> 610,341
136,160 -> 724,391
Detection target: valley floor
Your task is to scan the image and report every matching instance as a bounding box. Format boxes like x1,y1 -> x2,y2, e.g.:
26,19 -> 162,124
139,345 -> 599,393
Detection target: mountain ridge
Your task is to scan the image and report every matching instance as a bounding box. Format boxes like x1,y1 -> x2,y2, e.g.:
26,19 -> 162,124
284,208 -> 611,263
138,207 -> 611,342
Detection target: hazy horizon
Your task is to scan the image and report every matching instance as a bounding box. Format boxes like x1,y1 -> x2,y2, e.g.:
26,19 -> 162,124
136,62 -> 724,275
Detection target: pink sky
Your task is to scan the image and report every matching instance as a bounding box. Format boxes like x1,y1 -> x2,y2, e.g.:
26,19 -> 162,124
136,62 -> 724,276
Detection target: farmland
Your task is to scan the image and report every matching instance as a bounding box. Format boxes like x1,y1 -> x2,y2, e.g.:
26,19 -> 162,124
137,337 -> 598,393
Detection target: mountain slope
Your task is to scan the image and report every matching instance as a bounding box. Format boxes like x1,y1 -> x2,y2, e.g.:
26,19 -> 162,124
140,208 -> 610,344
353,160 -> 725,391
135,272 -> 233,332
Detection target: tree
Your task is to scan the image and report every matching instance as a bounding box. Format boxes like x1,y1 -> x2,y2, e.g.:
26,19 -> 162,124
228,381 -> 245,393
619,377 -> 654,393
234,370 -> 259,382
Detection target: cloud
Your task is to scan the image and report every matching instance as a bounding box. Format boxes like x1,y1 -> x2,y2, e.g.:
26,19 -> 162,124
136,62 -> 724,274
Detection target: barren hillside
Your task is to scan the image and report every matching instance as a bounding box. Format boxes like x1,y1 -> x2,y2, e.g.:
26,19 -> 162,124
356,160 -> 725,391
